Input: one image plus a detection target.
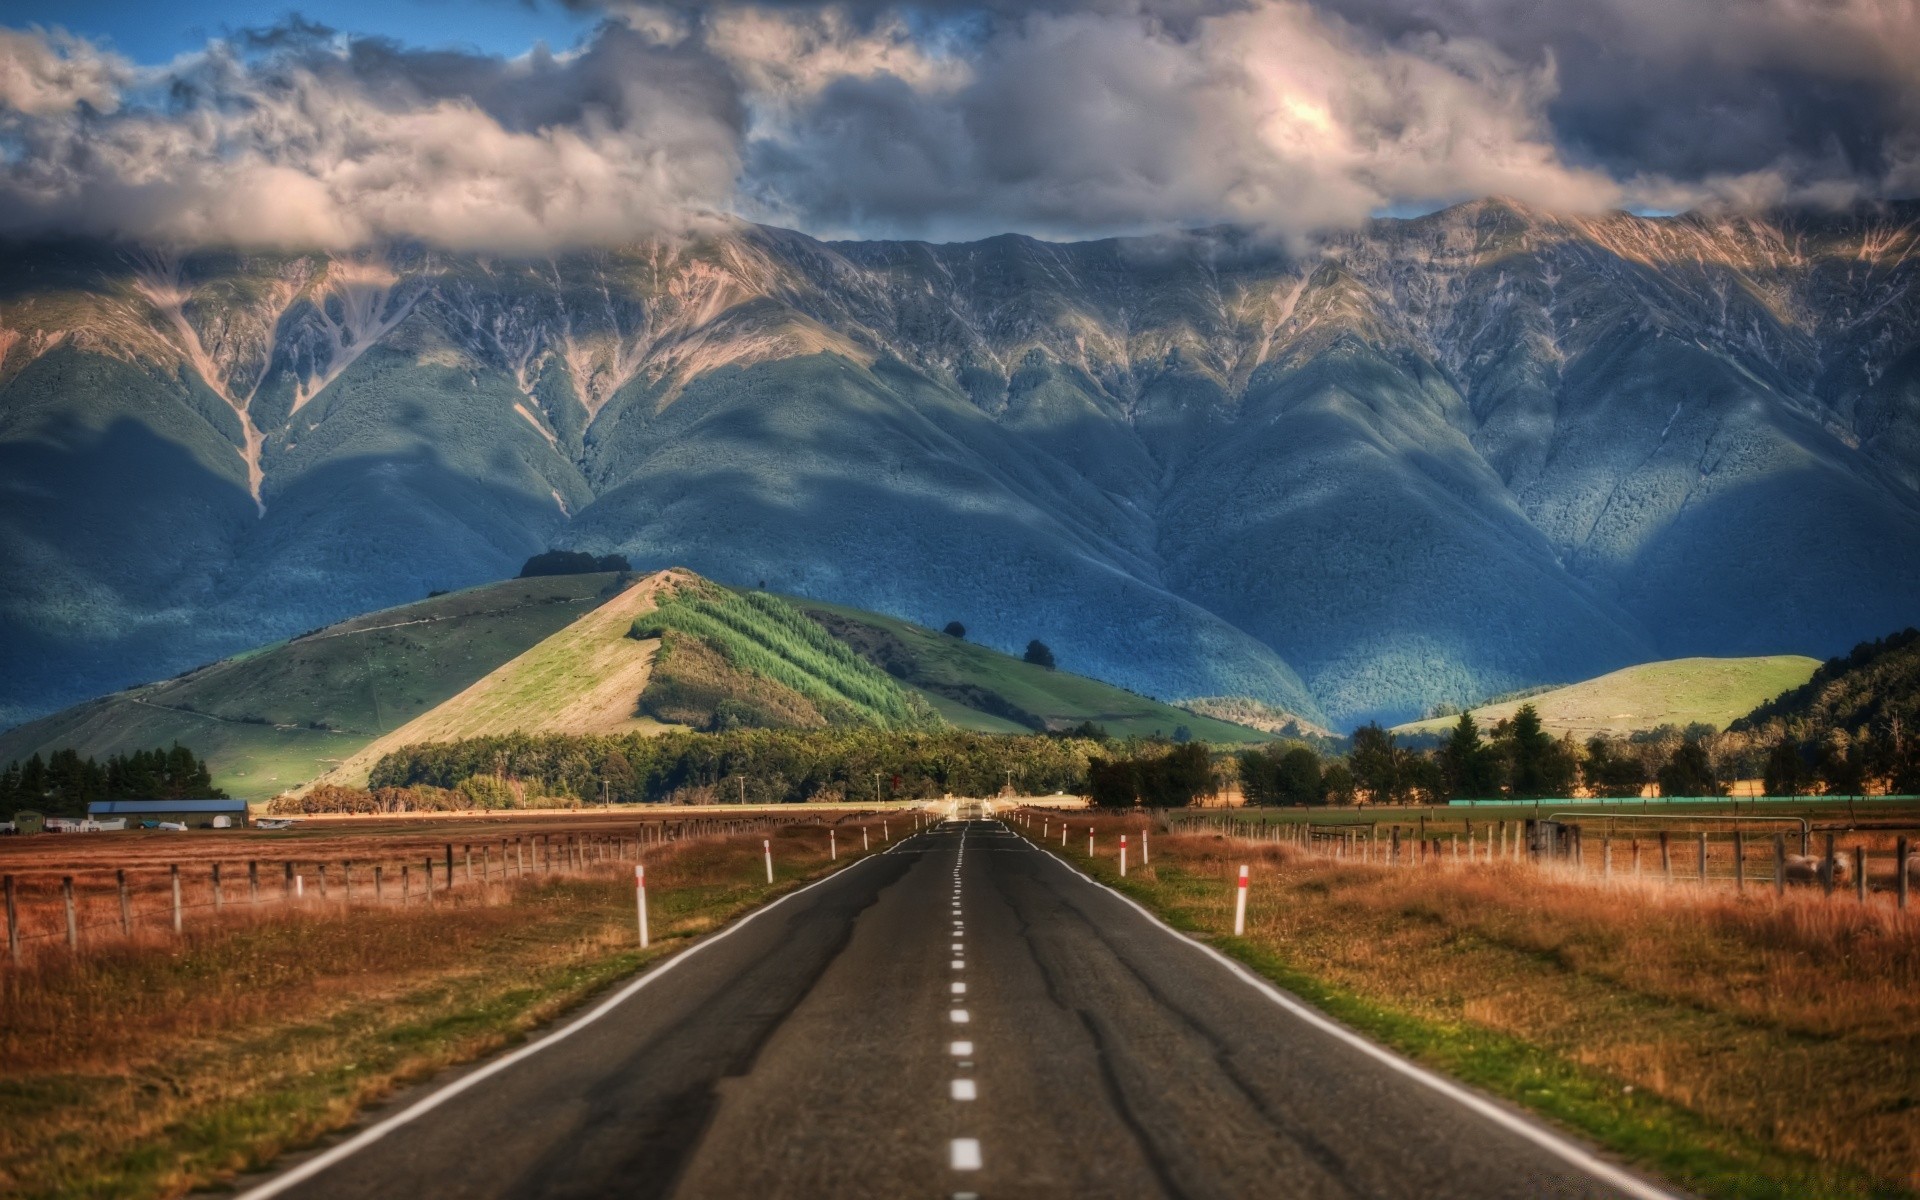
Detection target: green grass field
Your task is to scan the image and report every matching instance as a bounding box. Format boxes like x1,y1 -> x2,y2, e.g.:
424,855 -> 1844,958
1392,655 -> 1820,739
794,598 -> 1268,743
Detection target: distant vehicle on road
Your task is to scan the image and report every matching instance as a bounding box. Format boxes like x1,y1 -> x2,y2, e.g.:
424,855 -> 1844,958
257,818 -> 298,830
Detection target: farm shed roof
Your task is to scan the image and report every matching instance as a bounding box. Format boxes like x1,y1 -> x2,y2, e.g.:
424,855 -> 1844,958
88,799 -> 250,815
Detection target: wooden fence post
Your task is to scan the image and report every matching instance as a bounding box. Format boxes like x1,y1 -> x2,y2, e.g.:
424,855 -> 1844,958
1855,846 -> 1866,903
403,864 -> 411,904
464,845 -> 473,884
344,861 -> 354,902
1898,837 -> 1910,911
1823,832 -> 1836,897
5,875 -> 17,965
62,876 -> 77,952
1774,834 -> 1786,896
118,869 -> 131,935
1659,832 -> 1672,882
1603,836 -> 1612,880
445,843 -> 454,882
1632,838 -> 1642,877
374,865 -> 384,902
212,862 -> 223,912
248,860 -> 260,906
171,864 -> 181,934
283,860 -> 294,901
424,858 -> 434,901
317,864 -> 328,899
1733,831 -> 1745,890
1697,832 -> 1709,884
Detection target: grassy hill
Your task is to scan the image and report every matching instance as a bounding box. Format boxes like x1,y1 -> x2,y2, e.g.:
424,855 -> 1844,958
798,599 -> 1268,743
0,574 -> 629,798
5,569 -> 1267,798
1391,655 -> 1821,740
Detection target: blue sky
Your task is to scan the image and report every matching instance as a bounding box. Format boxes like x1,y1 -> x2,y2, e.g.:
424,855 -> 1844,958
3,0 -> 595,63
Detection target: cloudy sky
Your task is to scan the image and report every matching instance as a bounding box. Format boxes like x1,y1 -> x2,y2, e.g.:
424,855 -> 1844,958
1,0 -> 1915,250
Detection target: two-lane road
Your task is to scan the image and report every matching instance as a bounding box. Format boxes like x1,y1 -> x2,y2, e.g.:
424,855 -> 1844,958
243,819 -> 1676,1199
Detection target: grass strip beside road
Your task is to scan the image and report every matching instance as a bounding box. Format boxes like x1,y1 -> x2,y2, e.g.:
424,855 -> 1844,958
0,824 -> 882,1200
1015,814 -> 1920,1200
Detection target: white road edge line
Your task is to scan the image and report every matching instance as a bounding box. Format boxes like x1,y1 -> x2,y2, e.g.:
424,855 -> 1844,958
235,852 -> 883,1200
1028,824 -> 1683,1200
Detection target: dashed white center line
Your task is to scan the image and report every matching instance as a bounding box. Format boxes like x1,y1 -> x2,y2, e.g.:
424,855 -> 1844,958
952,959 -> 965,969
951,981 -> 967,994
951,1079 -> 977,1101
950,1139 -> 982,1171
950,942 -> 963,951
951,1008 -> 969,1023
950,1040 -> 972,1056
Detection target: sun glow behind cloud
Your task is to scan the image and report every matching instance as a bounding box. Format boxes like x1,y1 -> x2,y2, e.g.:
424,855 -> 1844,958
0,0 -> 1915,250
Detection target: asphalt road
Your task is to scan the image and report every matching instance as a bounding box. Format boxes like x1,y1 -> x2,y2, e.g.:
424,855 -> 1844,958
243,819 -> 1676,1200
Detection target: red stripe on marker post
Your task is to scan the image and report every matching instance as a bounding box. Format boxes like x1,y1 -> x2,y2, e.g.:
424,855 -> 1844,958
1120,835 -> 1128,877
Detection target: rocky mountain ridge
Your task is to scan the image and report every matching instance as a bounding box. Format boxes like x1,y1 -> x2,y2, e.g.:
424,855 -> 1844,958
3,197 -> 1917,728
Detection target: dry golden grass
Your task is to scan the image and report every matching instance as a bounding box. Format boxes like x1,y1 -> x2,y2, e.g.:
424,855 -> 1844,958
1032,811 -> 1920,1198
0,815 -> 888,1199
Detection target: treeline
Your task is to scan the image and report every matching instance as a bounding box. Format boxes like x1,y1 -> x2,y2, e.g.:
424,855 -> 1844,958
1087,743 -> 1213,807
355,728 -> 1104,808
519,550 -> 631,578
268,782 -> 592,815
0,745 -> 226,815
1235,702 -> 1920,806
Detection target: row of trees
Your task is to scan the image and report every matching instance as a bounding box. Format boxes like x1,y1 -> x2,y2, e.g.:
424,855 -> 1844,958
359,728 -> 1108,808
1236,703 -> 1920,806
0,745 -> 226,814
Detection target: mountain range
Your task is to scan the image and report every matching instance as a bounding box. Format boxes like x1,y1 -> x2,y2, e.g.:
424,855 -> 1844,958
4,197 -> 1918,730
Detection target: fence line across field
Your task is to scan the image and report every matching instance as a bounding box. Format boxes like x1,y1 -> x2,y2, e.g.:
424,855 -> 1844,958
1,813 -> 864,967
1170,810 -> 1918,914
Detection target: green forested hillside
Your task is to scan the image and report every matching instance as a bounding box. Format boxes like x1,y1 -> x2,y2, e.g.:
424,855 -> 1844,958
1733,629 -> 1920,736
634,586 -> 939,730
798,599 -> 1269,743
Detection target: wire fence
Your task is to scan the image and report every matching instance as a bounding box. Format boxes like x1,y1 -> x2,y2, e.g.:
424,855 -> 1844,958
0,813 -> 834,967
1174,811 -> 1918,913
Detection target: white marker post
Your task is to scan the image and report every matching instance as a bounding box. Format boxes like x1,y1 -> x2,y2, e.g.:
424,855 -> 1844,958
831,830 -> 837,861
1120,835 -> 1128,877
1061,825 -> 1067,847
634,864 -> 649,948
764,839 -> 774,884
1143,828 -> 1150,865
1233,864 -> 1249,936
883,821 -> 889,842
1088,828 -> 1094,856
863,827 -> 870,852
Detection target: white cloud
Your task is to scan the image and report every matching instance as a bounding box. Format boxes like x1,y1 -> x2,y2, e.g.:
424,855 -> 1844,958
0,26 -> 129,115
0,1 -> 1913,251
